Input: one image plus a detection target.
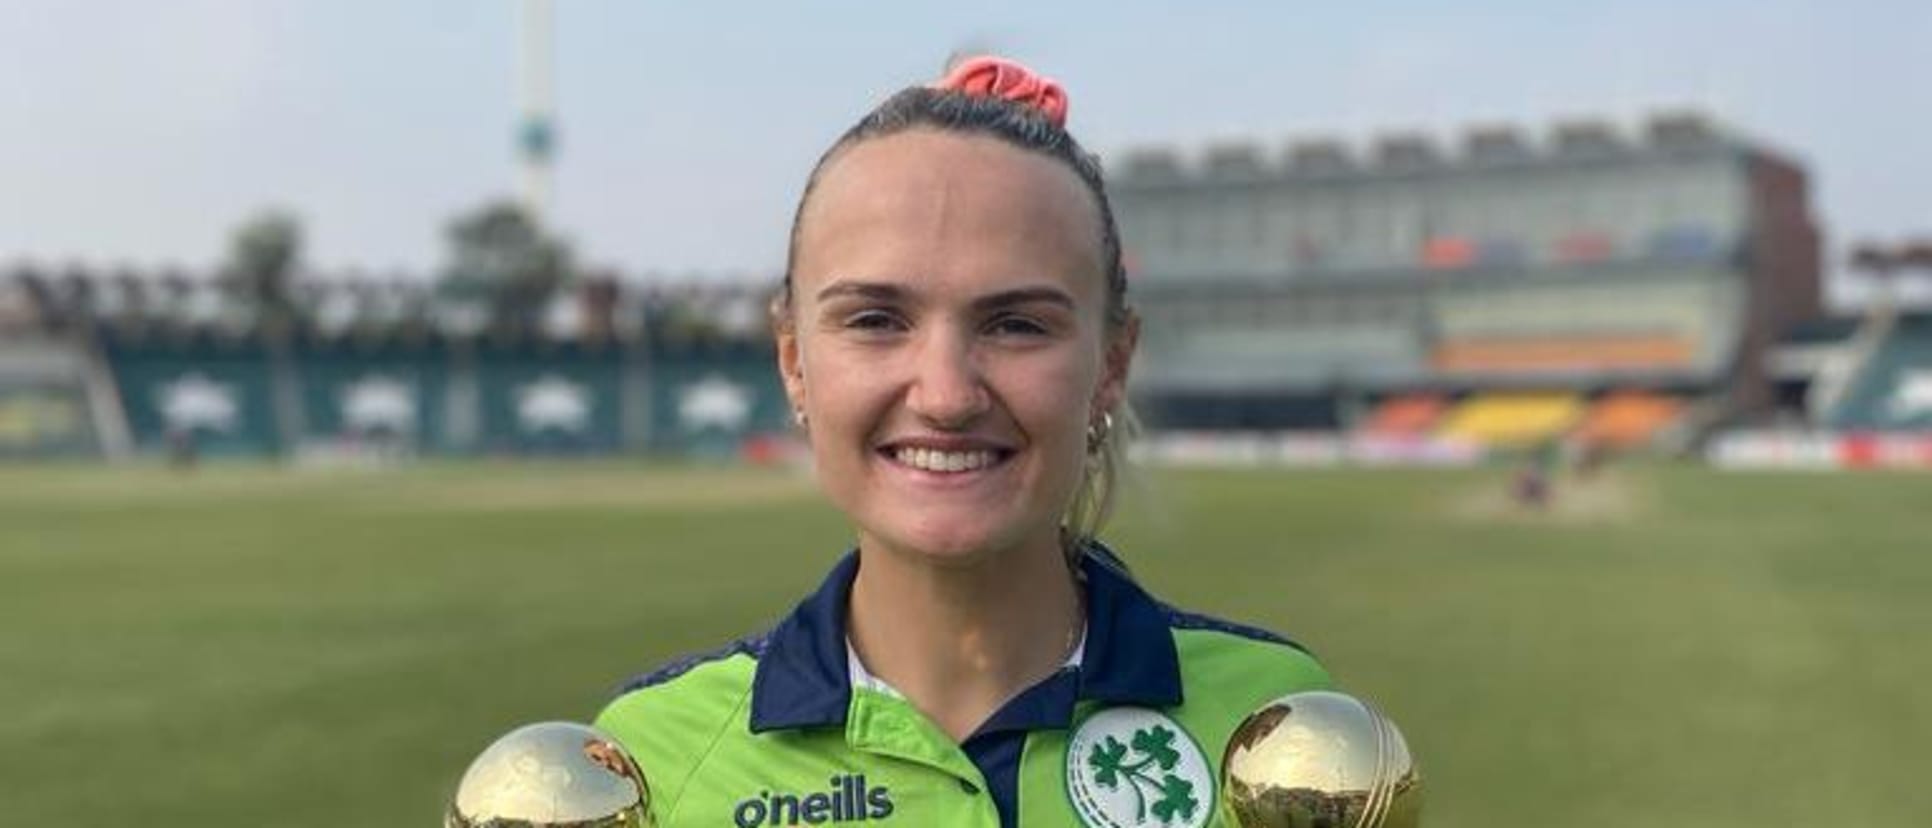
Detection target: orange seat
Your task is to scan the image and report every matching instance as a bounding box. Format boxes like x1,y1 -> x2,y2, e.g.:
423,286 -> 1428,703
1555,232 -> 1614,262
1574,391 -> 1684,448
1421,236 -> 1477,269
1363,394 -> 1447,436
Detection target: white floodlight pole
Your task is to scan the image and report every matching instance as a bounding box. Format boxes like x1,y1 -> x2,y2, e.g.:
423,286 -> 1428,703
516,0 -> 556,227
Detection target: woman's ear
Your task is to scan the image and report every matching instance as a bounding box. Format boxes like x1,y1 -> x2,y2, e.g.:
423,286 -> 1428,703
1093,312 -> 1139,415
773,303 -> 807,413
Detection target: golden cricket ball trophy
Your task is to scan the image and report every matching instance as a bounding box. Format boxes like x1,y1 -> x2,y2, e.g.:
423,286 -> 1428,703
446,721 -> 654,827
1220,691 -> 1421,828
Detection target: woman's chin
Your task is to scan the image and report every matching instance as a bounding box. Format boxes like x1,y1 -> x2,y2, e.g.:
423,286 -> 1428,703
868,520 -> 1037,568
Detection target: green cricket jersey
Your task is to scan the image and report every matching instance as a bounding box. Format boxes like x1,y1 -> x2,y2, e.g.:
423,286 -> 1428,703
595,544 -> 1331,828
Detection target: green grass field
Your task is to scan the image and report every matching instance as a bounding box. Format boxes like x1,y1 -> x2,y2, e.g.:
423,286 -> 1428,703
3,461 -> 1928,827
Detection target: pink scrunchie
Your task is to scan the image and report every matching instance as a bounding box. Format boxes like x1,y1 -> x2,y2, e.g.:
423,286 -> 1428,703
933,56 -> 1069,128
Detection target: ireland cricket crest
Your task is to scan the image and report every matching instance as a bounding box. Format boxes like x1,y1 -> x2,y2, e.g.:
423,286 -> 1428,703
1065,708 -> 1214,828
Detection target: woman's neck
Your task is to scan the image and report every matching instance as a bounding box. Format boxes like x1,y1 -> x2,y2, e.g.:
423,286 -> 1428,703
846,533 -> 1084,742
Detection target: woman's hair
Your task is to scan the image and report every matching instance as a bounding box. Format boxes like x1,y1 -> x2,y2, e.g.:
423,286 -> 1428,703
775,68 -> 1136,561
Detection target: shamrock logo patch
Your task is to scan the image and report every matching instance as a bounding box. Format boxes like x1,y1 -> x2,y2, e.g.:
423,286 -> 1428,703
1066,709 -> 1213,828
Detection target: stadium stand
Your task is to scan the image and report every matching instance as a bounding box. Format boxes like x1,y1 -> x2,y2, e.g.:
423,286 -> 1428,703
1572,390 -> 1684,448
1434,392 -> 1584,447
0,262 -> 799,459
1139,391 -> 1341,431
1827,314 -> 1932,430
1112,111 -> 1819,434
1765,316 -> 1860,420
1361,394 -> 1447,437
0,338 -> 99,458
1432,335 -> 1697,374
0,111 -> 1838,461
1421,236 -> 1478,269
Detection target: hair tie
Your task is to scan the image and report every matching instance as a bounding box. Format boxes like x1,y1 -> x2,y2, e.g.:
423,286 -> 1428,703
933,56 -> 1069,128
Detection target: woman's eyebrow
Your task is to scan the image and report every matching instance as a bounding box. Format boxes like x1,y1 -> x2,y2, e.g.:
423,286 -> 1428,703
972,286 -> 1075,312
814,281 -> 1073,312
814,280 -> 904,303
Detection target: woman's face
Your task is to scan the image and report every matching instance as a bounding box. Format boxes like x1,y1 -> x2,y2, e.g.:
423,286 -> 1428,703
780,129 -> 1135,566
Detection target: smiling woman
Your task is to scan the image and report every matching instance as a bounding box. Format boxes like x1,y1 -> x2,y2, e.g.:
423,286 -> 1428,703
594,57 -> 1334,828
783,127 -> 1123,571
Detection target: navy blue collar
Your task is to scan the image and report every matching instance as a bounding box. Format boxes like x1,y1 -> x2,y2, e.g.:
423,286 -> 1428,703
749,543 -> 1184,733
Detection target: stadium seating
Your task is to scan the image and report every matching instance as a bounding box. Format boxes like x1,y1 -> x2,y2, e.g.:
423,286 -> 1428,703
1554,231 -> 1614,263
1432,335 -> 1697,373
1572,390 -> 1684,448
1421,236 -> 1477,269
1435,277 -> 1722,334
1475,238 -> 1529,267
1434,392 -> 1583,447
1648,224 -> 1725,261
1135,324 -> 1427,390
1828,315 -> 1932,430
1140,390 -> 1341,430
1362,394 -> 1447,437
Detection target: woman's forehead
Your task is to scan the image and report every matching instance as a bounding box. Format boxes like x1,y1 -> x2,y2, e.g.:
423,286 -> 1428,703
794,130 -> 1106,302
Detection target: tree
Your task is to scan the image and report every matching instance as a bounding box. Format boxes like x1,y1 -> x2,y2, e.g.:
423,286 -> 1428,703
222,208 -> 306,452
438,200 -> 573,334
223,208 -> 304,334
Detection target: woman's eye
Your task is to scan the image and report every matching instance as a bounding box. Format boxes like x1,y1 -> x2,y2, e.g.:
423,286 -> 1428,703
988,314 -> 1049,336
844,310 -> 905,331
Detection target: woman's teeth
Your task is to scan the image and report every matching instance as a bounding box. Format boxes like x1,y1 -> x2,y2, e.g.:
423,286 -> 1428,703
892,447 -> 998,473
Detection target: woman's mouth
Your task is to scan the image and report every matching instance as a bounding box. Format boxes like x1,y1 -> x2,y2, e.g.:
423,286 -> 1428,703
879,445 -> 1016,474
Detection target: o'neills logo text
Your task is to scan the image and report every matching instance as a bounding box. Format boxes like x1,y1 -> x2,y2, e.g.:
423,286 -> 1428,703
733,775 -> 893,827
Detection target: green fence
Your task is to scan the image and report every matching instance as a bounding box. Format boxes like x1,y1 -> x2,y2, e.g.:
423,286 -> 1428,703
108,340 -> 282,457
99,335 -> 791,458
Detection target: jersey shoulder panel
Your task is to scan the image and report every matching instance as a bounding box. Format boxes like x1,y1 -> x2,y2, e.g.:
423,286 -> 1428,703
594,635 -> 766,824
613,629 -> 772,696
1160,602 -> 1315,657
1163,604 -> 1332,717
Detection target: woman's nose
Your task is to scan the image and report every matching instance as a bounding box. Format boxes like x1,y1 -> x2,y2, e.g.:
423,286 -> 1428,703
906,333 -> 989,428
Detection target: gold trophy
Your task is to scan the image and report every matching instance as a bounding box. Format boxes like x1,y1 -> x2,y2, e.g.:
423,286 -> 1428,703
446,721 -> 654,827
1220,691 -> 1421,828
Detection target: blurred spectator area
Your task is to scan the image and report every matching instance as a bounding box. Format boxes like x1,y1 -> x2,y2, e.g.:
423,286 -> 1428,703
13,108 -> 1917,460
0,262 -> 776,349
1110,110 -> 1822,429
1817,315 -> 1932,430
1352,388 -> 1686,451
1572,390 -> 1685,449
1434,391 -> 1584,448
0,262 -> 788,459
1361,393 -> 1448,438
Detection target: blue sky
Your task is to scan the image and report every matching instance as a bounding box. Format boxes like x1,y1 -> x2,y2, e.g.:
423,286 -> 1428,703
1,1 -> 1926,306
